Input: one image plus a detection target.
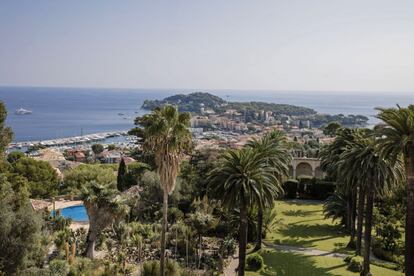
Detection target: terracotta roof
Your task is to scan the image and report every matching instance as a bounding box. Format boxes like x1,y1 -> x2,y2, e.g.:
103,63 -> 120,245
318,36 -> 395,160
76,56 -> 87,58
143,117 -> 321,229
122,156 -> 136,165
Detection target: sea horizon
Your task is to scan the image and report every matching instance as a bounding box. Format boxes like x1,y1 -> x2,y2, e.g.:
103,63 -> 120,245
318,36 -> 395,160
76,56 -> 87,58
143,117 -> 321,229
1,86 -> 412,142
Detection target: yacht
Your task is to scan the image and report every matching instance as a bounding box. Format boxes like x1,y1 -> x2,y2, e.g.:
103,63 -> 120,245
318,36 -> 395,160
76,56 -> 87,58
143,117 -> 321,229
15,108 -> 32,115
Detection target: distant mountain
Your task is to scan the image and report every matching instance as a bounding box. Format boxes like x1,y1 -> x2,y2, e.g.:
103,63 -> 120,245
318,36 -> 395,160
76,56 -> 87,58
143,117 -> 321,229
142,92 -> 317,116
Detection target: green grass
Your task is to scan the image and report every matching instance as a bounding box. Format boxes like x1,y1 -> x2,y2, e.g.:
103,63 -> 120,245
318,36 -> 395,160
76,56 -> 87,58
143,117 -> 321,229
246,249 -> 403,276
265,199 -> 351,253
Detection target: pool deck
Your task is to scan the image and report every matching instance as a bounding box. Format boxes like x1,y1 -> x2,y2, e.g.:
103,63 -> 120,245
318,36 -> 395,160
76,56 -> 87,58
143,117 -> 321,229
52,200 -> 83,211
70,221 -> 89,231
52,200 -> 90,230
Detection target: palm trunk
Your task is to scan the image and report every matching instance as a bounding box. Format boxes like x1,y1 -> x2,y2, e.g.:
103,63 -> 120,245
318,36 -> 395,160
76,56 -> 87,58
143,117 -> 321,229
254,207 -> 263,251
160,187 -> 168,276
347,190 -> 357,249
405,153 -> 414,276
346,194 -> 352,231
356,186 -> 365,256
238,204 -> 248,276
85,229 -> 96,259
361,183 -> 374,276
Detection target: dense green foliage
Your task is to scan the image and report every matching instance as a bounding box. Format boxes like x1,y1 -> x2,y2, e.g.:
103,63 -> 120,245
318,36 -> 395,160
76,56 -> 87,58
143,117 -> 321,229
246,253 -> 264,271
209,147 -> 283,275
0,174 -> 47,274
322,121 -> 341,137
283,178 -> 335,200
91,144 -> 104,155
63,164 -> 116,196
0,102 -> 13,158
12,157 -> 60,198
81,178 -> 131,259
142,92 -> 316,116
143,92 -> 226,113
347,256 -> 363,272
283,179 -> 298,199
376,105 -> 414,275
306,113 -> 368,127
132,105 -> 192,275
225,101 -> 316,116
7,151 -> 25,164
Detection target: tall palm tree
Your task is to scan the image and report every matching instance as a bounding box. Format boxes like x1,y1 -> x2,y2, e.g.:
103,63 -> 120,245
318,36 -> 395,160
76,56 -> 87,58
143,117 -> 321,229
208,148 -> 279,276
376,105 -> 414,275
246,131 -> 290,251
135,106 -> 192,275
339,132 -> 404,276
82,181 -> 130,259
320,128 -> 360,249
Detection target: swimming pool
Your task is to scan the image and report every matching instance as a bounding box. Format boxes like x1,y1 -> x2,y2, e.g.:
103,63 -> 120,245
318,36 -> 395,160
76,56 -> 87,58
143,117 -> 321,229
53,204 -> 89,222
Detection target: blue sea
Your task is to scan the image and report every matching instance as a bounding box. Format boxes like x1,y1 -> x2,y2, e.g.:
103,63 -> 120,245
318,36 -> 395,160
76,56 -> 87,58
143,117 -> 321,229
0,86 -> 412,142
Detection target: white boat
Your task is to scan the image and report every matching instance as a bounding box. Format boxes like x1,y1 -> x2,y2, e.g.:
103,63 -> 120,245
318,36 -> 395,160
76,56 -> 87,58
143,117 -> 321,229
15,107 -> 32,115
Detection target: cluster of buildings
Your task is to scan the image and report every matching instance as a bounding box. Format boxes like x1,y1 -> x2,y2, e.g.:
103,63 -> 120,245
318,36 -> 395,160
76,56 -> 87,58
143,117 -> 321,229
29,143 -> 137,179
190,107 -> 317,135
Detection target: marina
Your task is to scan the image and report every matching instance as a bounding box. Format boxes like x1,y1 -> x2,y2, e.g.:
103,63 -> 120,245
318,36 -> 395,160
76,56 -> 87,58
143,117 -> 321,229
8,131 -> 129,151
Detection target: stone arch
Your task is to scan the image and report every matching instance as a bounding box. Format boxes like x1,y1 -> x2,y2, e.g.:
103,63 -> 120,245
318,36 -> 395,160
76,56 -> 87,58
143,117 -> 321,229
296,162 -> 313,178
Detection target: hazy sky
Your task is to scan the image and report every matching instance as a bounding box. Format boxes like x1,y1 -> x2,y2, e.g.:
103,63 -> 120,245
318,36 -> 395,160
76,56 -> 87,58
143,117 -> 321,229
1,0 -> 414,92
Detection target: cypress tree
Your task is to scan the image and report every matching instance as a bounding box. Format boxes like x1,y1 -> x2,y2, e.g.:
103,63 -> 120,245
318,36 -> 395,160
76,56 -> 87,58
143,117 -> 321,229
117,158 -> 127,191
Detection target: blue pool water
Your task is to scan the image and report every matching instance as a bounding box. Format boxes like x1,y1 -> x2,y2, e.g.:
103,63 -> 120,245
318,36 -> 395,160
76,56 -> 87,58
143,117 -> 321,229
54,205 -> 89,222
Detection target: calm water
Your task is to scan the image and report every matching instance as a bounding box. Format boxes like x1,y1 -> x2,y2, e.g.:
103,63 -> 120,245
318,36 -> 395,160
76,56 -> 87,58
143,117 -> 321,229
53,205 -> 88,222
0,86 -> 412,142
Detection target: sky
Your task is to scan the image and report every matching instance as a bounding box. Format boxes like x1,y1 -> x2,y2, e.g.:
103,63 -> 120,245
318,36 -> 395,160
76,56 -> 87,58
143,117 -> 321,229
0,0 -> 414,93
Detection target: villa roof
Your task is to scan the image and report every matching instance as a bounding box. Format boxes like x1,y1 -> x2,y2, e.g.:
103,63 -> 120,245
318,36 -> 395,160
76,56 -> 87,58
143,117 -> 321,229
34,148 -> 65,162
122,156 -> 136,165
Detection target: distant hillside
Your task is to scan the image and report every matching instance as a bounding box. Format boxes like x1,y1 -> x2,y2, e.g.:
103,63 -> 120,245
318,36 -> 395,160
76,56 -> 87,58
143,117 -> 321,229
142,92 -> 226,113
142,92 -> 317,116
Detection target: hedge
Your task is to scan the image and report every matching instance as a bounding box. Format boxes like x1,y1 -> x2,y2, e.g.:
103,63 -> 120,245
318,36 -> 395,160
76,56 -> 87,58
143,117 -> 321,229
283,178 -> 335,200
283,179 -> 298,199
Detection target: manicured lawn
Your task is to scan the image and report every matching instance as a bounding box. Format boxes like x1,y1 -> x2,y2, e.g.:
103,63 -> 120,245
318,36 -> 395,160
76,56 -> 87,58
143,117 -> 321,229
265,200 -> 350,253
246,249 -> 403,276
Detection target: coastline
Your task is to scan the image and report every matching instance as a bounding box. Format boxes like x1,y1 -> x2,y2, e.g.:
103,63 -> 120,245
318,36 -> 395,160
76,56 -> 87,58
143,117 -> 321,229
8,131 -> 129,152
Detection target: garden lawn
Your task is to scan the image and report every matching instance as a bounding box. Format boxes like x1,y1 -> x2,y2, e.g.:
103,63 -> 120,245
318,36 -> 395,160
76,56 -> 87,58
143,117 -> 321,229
265,199 -> 350,253
246,249 -> 403,276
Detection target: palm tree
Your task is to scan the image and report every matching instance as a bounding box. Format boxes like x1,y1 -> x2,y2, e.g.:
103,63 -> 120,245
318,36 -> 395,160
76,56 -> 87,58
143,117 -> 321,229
82,181 -> 130,259
338,132 -> 404,275
209,148 -> 279,276
376,105 -> 414,275
135,106 -> 192,275
246,131 -> 290,251
320,128 -> 360,249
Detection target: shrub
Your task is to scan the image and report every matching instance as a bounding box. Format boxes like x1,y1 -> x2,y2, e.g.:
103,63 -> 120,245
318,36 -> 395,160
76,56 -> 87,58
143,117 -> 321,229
68,257 -> 95,275
142,261 -> 160,276
168,207 -> 184,224
374,221 -> 402,253
347,256 -> 363,272
49,259 -> 70,276
283,179 -> 298,199
297,176 -> 313,198
372,244 -> 398,263
308,180 -> 336,200
343,255 -> 352,263
220,236 -> 237,257
142,260 -> 181,276
371,260 -> 401,271
246,253 -> 264,271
